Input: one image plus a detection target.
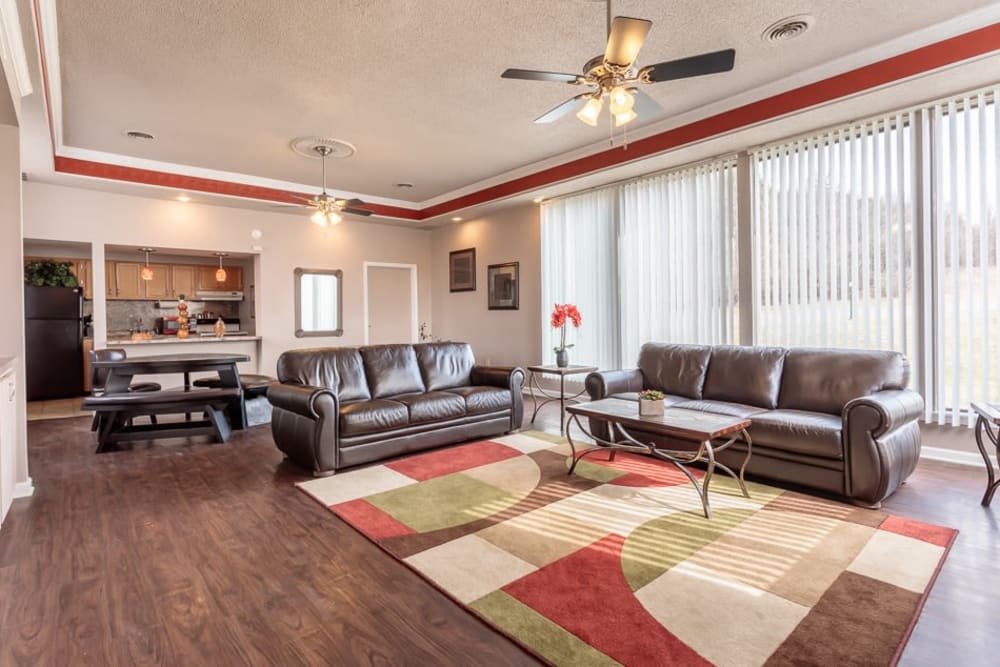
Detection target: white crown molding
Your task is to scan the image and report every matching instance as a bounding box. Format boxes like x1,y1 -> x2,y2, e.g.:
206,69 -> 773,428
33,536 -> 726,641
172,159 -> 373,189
920,446 -> 985,467
31,0 -> 1000,213
0,0 -> 32,99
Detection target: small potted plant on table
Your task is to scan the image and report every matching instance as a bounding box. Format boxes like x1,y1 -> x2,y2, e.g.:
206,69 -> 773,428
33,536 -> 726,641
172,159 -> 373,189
638,389 -> 665,417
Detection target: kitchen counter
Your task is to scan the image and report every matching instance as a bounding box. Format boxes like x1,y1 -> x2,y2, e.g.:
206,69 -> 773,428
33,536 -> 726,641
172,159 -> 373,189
107,335 -> 261,345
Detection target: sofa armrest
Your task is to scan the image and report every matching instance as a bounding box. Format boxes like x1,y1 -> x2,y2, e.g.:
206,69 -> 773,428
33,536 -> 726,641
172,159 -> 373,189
844,389 -> 924,438
585,369 -> 644,400
268,382 -> 341,475
267,382 -> 338,420
471,366 -> 525,431
843,389 -> 924,506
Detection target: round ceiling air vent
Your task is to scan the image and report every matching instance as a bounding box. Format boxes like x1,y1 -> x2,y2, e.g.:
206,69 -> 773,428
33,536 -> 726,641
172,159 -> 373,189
762,15 -> 814,43
290,136 -> 356,159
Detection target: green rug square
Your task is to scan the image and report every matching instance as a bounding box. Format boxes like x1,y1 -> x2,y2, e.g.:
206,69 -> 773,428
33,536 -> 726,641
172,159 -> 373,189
367,472 -> 518,533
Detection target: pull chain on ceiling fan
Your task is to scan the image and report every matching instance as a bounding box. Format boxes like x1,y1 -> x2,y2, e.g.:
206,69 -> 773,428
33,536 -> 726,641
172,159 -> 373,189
501,0 -> 736,143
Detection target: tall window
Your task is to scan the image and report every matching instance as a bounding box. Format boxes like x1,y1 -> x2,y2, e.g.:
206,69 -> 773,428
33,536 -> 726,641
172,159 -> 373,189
751,113 -> 918,362
930,91 -> 1000,425
541,157 -> 739,369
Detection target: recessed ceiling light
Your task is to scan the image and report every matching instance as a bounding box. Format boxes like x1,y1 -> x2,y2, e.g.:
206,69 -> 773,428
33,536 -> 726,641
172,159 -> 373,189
533,197 -> 545,204
176,193 -> 191,202
126,130 -> 155,140
451,216 -> 462,222
394,182 -> 414,189
762,15 -> 814,43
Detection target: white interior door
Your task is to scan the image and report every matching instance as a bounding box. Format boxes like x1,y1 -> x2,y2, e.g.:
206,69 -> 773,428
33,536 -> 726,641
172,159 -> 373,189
365,264 -> 417,345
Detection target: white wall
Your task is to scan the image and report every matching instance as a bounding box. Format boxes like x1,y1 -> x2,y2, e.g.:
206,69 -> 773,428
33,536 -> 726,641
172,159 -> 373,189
0,122 -> 29,498
22,182 -> 434,375
430,203 -> 541,367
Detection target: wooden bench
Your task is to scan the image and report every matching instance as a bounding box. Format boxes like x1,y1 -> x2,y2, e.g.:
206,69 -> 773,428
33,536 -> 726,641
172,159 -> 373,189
82,387 -> 241,453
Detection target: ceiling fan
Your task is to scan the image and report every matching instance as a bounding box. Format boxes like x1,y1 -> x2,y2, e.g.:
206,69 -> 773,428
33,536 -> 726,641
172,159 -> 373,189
501,0 -> 735,130
296,144 -> 372,227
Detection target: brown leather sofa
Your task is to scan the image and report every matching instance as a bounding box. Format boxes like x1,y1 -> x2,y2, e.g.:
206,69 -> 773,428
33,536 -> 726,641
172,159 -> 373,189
585,343 -> 924,507
269,342 -> 525,476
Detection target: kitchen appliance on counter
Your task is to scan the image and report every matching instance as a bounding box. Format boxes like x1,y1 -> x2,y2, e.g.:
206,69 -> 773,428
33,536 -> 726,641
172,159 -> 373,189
25,285 -> 84,400
155,316 -> 181,335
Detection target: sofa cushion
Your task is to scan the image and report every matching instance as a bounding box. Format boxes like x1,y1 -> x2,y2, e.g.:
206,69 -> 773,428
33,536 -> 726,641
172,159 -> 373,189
276,348 -> 371,402
778,348 -> 909,415
749,410 -> 843,460
638,343 -> 712,399
610,392 -> 689,407
703,346 -> 787,409
361,345 -> 426,399
414,342 -> 476,391
339,399 -> 409,436
446,386 -> 512,414
674,399 -> 770,420
391,391 -> 467,424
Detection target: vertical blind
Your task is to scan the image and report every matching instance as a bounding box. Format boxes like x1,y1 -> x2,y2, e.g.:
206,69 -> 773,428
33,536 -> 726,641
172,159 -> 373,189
540,189 -> 621,371
618,160 -> 739,357
751,113 -> 918,366
540,157 -> 739,370
929,89 -> 1000,425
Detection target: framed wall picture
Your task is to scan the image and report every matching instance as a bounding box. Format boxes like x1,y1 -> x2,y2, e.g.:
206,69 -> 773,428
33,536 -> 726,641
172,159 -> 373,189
487,262 -> 519,310
449,248 -> 476,292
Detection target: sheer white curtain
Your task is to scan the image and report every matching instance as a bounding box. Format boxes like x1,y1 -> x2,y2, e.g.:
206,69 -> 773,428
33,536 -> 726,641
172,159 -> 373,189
619,160 -> 739,359
540,189 -> 620,370
751,114 -> 918,363
929,89 -> 1000,425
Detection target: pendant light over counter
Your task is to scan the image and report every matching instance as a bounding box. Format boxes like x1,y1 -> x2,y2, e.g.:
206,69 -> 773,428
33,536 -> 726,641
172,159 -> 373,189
214,252 -> 228,282
140,247 -> 155,281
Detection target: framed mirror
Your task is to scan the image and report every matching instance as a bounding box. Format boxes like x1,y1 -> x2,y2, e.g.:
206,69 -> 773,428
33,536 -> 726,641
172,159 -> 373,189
295,268 -> 343,337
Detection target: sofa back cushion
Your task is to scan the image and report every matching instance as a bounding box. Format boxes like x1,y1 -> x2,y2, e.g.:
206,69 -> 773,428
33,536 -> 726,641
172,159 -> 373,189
361,344 -> 426,398
637,343 -> 712,399
414,342 -> 475,391
703,346 -> 787,409
778,347 -> 909,415
276,348 -> 371,402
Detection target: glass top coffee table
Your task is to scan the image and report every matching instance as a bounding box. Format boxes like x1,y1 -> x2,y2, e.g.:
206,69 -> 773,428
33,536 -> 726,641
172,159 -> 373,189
565,398 -> 753,519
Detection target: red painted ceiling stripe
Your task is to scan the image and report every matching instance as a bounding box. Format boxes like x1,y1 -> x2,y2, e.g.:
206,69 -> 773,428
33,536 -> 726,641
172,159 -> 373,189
47,21 -> 1000,220
421,20 -> 1000,218
53,156 -> 423,220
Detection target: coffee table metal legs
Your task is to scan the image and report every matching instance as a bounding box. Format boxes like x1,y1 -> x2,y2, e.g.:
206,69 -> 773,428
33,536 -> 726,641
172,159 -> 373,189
975,414 -> 1000,506
565,413 -> 752,519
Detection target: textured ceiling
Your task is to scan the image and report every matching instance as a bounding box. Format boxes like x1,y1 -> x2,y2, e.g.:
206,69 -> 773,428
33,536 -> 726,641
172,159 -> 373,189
56,0 -> 999,202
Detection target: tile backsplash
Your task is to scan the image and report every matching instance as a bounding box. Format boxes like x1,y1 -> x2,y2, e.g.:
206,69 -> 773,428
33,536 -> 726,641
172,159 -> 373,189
107,300 -> 240,334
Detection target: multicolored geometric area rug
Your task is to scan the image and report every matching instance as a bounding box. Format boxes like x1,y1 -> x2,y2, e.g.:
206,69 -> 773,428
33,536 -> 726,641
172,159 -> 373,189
298,432 -> 956,666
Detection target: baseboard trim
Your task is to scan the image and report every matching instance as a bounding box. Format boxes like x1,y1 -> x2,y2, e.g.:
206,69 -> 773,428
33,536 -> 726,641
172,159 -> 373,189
920,447 -> 984,467
14,478 -> 34,499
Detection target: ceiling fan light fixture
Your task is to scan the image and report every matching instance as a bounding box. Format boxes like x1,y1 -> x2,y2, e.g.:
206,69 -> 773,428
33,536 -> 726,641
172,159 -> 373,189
614,109 -> 638,127
608,86 -> 634,115
576,96 -> 603,126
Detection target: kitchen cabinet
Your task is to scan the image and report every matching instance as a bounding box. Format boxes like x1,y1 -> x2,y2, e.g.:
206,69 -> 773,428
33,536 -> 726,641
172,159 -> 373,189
142,263 -> 172,299
197,266 -> 242,292
113,262 -> 143,299
1,367 -> 16,525
171,265 -> 198,299
24,256 -> 93,299
106,261 -> 116,298
83,338 -> 94,392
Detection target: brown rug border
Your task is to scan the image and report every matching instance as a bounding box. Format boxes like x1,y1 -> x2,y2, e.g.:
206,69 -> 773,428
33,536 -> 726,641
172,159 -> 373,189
295,439 -> 957,667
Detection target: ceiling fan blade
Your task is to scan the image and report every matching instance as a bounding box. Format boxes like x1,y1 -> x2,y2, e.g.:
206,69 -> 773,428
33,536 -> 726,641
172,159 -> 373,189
502,68 -> 583,84
342,207 -> 373,217
603,16 -> 651,69
534,93 -> 591,124
334,197 -> 364,207
641,48 -> 736,83
628,88 -> 665,117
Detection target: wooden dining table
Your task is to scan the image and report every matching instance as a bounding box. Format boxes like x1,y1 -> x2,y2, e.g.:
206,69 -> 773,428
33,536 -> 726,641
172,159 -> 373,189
87,352 -> 251,450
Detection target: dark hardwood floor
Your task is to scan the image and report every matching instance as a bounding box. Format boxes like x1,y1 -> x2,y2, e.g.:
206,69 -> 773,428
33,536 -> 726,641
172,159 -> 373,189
0,407 -> 996,665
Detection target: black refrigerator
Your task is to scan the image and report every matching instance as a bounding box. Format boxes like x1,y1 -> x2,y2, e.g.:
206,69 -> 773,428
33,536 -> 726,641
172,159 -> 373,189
25,285 -> 84,400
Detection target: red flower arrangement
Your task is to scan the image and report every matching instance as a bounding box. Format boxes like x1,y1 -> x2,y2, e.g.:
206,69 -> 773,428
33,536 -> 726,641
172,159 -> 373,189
551,303 -> 582,353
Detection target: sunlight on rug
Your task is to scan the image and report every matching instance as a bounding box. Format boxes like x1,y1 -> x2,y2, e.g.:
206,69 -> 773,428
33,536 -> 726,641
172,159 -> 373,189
298,432 -> 956,667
